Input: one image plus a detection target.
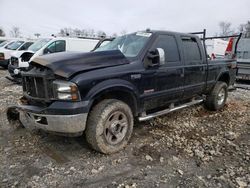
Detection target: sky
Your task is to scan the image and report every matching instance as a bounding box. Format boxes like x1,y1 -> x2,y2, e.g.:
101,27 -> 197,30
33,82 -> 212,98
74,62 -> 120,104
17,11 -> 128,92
0,0 -> 249,38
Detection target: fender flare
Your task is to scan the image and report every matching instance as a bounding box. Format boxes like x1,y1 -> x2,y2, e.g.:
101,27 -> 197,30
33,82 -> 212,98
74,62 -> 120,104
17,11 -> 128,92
85,79 -> 140,114
216,71 -> 230,85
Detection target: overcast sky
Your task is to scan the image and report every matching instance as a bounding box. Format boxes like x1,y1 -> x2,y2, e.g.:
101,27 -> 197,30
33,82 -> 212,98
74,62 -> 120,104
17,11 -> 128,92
0,0 -> 249,38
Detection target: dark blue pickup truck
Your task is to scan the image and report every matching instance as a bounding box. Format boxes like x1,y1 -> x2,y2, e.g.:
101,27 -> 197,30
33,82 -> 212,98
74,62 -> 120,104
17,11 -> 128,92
8,30 -> 237,154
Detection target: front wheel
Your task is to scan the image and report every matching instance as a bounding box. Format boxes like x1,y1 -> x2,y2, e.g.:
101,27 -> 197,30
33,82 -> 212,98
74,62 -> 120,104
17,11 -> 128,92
85,99 -> 134,154
205,81 -> 228,111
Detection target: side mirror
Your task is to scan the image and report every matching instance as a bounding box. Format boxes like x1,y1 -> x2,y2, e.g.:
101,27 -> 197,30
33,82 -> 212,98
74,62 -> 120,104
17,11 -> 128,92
147,48 -> 165,67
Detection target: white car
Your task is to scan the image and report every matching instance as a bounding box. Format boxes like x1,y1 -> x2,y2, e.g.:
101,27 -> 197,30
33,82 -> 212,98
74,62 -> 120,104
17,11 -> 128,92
0,40 -> 34,68
8,37 -> 100,79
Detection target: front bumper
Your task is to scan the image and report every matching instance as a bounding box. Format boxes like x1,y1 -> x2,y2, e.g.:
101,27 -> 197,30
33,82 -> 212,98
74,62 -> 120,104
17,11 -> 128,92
19,110 -> 87,134
8,100 -> 91,135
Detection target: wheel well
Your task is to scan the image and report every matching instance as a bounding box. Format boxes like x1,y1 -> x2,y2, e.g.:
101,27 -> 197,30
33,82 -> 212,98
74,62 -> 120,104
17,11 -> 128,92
90,90 -> 138,116
218,73 -> 230,86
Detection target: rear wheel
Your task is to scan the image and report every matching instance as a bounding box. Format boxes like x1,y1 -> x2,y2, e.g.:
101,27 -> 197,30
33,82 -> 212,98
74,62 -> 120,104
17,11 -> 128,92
205,81 -> 228,111
85,99 -> 133,154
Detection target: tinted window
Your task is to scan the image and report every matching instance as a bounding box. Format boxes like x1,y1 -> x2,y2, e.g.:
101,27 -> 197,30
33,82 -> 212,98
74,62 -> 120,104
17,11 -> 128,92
152,35 -> 180,62
44,40 -> 65,54
182,37 -> 201,61
55,40 -> 66,52
19,42 -> 33,51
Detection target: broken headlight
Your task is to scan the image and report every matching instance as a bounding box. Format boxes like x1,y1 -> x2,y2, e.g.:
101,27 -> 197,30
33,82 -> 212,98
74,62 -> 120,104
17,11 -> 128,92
53,80 -> 81,101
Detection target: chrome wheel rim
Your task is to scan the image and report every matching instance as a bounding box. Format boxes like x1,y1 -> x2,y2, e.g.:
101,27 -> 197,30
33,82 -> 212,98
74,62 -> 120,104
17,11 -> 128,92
217,88 -> 225,105
104,111 -> 128,145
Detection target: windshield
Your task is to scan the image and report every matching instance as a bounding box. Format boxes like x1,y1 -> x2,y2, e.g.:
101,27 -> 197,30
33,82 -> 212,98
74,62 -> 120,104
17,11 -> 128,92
95,32 -> 151,57
5,41 -> 24,50
28,38 -> 51,52
0,40 -> 9,47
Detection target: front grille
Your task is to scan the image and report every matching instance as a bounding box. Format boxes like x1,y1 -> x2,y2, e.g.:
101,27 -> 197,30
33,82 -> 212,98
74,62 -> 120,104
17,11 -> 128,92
11,57 -> 19,66
22,66 -> 55,101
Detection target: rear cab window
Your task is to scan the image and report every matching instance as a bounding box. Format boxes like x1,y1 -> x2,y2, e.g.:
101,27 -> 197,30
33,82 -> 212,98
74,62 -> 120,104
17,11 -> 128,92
181,36 -> 202,64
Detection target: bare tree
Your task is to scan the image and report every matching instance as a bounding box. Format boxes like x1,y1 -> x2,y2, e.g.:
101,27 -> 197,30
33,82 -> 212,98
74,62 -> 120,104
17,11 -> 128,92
10,26 -> 21,38
218,21 -> 234,37
97,30 -> 106,38
0,27 -> 5,36
58,27 -> 73,37
34,33 -> 41,38
239,21 -> 250,38
73,28 -> 81,37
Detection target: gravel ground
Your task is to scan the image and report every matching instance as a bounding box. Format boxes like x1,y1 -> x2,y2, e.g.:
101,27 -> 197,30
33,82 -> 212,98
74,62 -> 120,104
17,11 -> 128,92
0,68 -> 249,188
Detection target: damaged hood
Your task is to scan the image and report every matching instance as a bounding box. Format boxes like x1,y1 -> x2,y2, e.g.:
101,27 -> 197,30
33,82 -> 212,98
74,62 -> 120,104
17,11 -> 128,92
31,50 -> 130,78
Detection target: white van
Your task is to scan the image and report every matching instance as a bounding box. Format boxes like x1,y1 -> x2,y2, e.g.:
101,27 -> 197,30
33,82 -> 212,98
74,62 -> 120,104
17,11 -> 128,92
8,37 -> 100,78
0,39 -> 34,68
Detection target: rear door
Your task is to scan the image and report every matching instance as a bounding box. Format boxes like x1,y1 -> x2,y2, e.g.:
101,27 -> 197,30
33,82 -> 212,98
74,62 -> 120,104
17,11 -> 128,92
181,36 -> 207,98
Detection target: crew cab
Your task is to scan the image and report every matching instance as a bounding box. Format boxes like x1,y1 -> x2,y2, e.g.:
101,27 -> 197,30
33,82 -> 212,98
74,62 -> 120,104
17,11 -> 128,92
8,37 -> 100,80
8,30 -> 236,154
0,39 -> 34,68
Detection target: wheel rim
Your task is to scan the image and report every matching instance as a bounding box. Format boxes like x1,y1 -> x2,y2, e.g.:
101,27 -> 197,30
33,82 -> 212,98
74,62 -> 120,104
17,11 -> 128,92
217,88 -> 225,105
104,111 -> 128,145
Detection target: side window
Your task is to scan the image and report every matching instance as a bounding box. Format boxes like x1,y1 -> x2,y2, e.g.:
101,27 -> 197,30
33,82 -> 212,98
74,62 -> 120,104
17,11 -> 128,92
55,40 -> 66,52
44,42 -> 56,54
152,35 -> 180,63
181,37 -> 201,62
19,42 -> 33,51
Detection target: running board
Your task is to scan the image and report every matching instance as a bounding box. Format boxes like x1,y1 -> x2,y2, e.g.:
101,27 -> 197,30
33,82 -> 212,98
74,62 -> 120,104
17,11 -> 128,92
138,99 -> 203,121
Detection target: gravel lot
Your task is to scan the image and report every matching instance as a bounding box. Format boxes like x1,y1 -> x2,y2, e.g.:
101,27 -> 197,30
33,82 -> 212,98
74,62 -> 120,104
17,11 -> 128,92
0,68 -> 249,188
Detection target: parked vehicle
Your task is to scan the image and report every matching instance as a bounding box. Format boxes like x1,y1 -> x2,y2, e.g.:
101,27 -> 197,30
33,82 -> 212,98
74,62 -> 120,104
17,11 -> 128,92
0,40 -> 34,68
236,38 -> 250,80
8,30 -> 237,154
0,40 -> 17,49
224,36 -> 250,81
8,37 -> 100,80
206,38 -> 229,59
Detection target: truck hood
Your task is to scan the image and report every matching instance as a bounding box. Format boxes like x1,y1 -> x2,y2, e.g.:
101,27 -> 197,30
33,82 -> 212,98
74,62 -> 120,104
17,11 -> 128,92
31,50 -> 130,78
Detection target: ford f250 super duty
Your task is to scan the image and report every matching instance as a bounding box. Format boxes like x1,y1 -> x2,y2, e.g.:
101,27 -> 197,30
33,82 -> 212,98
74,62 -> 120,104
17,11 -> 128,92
8,30 -> 237,154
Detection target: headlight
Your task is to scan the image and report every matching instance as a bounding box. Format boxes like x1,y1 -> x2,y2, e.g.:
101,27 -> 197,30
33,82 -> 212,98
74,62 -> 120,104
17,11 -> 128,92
0,53 -> 4,60
53,80 -> 81,101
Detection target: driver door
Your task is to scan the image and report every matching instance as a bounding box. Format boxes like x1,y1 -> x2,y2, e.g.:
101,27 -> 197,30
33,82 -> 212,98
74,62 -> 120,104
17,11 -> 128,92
149,34 -> 184,108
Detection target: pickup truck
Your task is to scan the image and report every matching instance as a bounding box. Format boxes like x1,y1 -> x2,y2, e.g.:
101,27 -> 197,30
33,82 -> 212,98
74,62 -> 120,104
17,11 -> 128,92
8,30 -> 236,154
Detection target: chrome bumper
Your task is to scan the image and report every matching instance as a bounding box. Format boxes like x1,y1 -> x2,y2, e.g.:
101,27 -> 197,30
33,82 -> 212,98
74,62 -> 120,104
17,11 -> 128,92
19,111 -> 88,134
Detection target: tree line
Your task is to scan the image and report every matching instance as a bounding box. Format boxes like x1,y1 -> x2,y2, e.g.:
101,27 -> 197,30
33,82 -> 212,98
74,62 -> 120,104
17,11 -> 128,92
0,21 -> 249,38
